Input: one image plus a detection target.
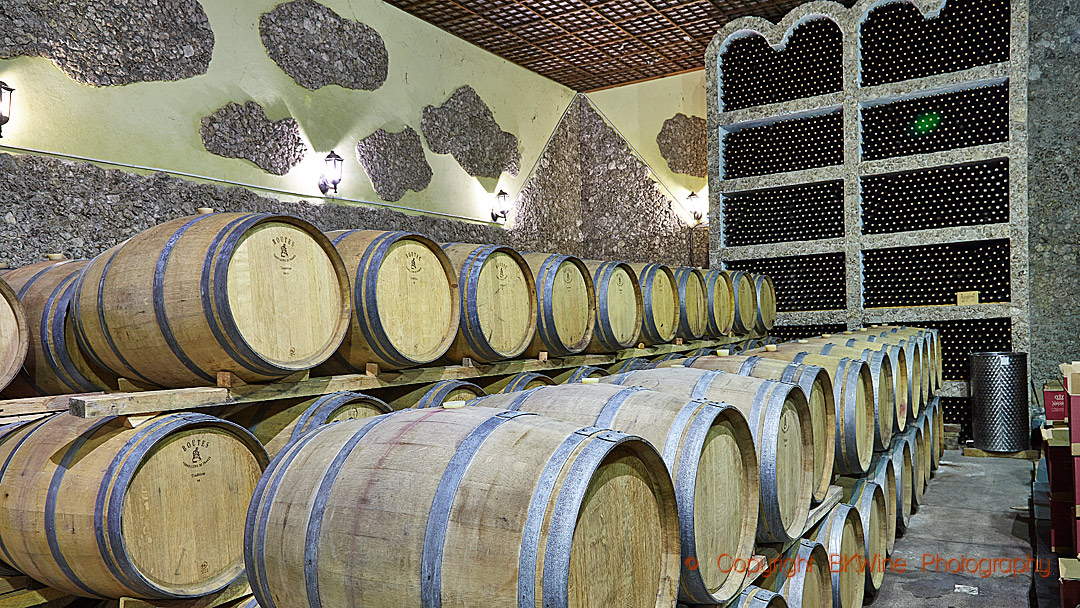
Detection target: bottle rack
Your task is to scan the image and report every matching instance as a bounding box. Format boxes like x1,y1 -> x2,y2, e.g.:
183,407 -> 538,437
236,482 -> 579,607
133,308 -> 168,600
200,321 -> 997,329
720,18 -> 843,111
863,239 -> 1011,308
940,396 -> 973,442
721,110 -> 844,179
768,323 -> 849,342
861,82 -> 1009,161
861,158 -> 1009,234
860,0 -> 1010,87
722,180 -> 845,246
725,252 -> 847,312
707,0 -> 1028,370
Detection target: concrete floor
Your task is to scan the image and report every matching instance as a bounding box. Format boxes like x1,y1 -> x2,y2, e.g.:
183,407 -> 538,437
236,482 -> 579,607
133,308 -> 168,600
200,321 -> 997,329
872,452 -> 1037,607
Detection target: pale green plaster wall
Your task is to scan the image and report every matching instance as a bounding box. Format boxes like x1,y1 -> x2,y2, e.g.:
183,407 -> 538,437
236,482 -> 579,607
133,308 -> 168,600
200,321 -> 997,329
0,0 -> 575,222
586,70 -> 708,220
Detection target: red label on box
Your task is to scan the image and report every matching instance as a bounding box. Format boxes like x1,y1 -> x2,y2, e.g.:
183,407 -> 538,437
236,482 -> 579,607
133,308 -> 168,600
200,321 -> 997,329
1047,385 -> 1068,420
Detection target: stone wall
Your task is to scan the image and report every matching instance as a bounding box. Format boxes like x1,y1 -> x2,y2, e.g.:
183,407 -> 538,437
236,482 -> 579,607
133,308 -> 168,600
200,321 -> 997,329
1027,0 -> 1080,385
0,153 -> 508,268
511,96 -> 696,266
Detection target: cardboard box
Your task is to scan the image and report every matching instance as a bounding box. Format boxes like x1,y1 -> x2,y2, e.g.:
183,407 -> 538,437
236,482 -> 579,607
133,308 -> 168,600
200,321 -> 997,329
1062,362 -> 1080,395
1048,381 -> 1069,421
1051,498 -> 1077,556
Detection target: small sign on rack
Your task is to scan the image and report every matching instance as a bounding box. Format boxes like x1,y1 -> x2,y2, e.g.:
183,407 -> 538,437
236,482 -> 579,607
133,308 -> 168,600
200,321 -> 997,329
956,290 -> 980,306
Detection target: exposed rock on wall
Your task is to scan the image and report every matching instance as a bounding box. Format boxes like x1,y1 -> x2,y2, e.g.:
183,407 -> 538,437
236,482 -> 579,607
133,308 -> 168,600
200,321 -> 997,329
200,101 -> 307,175
355,126 -> 433,202
422,86 -> 521,179
657,113 -> 707,178
1028,0 -> 1080,385
0,0 -> 214,86
510,96 -> 693,266
511,104 -> 583,256
260,0 -> 388,91
578,98 -> 691,265
0,153 -> 507,269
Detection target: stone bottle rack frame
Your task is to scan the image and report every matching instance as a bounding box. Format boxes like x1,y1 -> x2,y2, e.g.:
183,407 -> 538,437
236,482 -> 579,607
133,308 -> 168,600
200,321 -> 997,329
704,0 -> 1030,379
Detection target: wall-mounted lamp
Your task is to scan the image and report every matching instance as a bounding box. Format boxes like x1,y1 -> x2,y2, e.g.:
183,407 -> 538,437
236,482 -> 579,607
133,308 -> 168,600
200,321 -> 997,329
687,191 -> 705,225
319,151 -> 344,194
491,189 -> 510,223
0,82 -> 14,138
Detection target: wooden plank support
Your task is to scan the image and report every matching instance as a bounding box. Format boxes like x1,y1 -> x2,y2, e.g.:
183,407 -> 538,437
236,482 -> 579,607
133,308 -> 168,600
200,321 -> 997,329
118,580 -> 252,608
803,485 -> 843,536
55,335 -> 759,418
0,585 -> 71,608
963,447 -> 1040,460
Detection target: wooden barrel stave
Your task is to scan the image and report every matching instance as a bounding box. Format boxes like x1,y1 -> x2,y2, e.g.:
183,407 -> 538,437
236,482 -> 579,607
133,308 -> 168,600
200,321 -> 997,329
582,261 -> 643,354
479,371 -> 556,394
441,244 -> 538,364
601,366 -> 813,544
469,383 -> 758,604
318,230 -> 459,373
839,478 -> 887,597
0,412 -> 267,599
244,407 -> 681,608
73,213 -> 351,388
522,253 -> 596,358
890,439 -> 914,534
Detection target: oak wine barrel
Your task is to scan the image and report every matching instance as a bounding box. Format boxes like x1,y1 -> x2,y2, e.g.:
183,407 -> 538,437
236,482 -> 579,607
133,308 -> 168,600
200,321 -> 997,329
317,230 -> 458,374
409,380 -> 487,409
814,343 -> 895,451
733,586 -> 788,608
882,326 -> 940,389
222,391 -> 391,458
752,274 -> 776,333
72,213 -> 351,388
866,454 -> 898,554
441,244 -> 537,364
602,367 -> 813,544
829,332 -> 927,412
630,263 -> 679,345
890,439 -> 914,533
744,348 -> 876,475
931,396 -> 944,465
550,365 -> 608,383
647,352 -> 686,368
839,478 -> 887,597
760,539 -> 832,608
0,412 -> 268,599
0,278 -> 28,393
673,267 -> 707,341
810,504 -> 865,608
682,354 -> 836,503
470,384 -> 758,604
522,253 -> 596,357
703,269 -> 735,337
610,357 -> 651,374
905,427 -> 926,509
1,261 -> 117,397
917,412 -> 933,485
583,261 -> 643,353
490,371 -> 556,393
245,407 -> 681,608
724,271 -> 756,335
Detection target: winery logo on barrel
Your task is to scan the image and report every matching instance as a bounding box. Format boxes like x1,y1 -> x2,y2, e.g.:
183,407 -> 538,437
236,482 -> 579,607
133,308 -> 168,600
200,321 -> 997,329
405,251 -> 423,273
272,235 -> 296,263
181,438 -> 212,474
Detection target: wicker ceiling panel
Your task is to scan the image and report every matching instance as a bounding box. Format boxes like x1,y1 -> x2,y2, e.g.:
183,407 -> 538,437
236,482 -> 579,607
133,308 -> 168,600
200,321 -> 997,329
389,0 -> 839,91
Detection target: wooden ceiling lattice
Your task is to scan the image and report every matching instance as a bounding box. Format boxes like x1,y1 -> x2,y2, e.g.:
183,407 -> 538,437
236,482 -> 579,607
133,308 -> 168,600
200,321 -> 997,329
389,0 -> 830,91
